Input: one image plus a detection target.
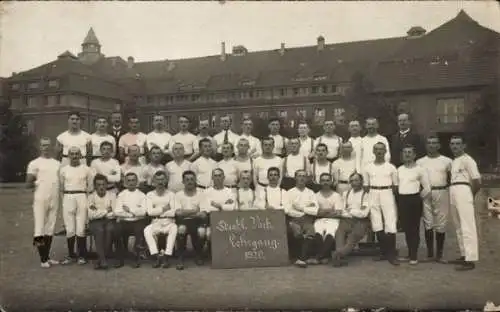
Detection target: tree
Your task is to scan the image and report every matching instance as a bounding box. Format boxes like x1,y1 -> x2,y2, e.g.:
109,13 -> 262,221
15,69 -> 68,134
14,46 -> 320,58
0,104 -> 37,182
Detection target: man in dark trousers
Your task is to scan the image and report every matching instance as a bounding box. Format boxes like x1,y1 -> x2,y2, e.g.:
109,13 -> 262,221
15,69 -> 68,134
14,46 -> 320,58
109,112 -> 126,163
390,113 -> 425,232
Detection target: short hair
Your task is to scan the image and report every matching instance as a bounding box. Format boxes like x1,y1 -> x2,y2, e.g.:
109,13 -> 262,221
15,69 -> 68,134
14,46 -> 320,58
128,144 -> 140,152
99,141 -> 113,150
153,170 -> 167,178
319,172 -> 332,180
242,118 -> 253,124
221,114 -> 232,121
294,169 -> 307,178
239,170 -> 251,178
128,115 -> 139,121
267,166 -> 281,176
212,168 -> 224,175
199,138 -> 212,149
349,172 -> 363,183
182,170 -> 196,179
426,134 -> 440,141
237,137 -> 249,145
124,172 -> 138,179
316,143 -> 328,151
93,173 -> 108,185
365,117 -> 378,123
149,146 -> 162,153
262,137 -> 275,145
178,116 -> 191,122
349,120 -> 360,126
221,142 -> 234,149
96,116 -> 108,122
402,144 -> 416,152
172,142 -> 184,149
297,121 -> 309,127
268,117 -> 280,124
68,111 -> 81,118
374,142 -> 386,149
40,137 -> 51,144
450,135 -> 465,143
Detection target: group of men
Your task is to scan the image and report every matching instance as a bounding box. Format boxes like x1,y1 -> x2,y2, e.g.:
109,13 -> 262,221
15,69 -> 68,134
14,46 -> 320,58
26,110 -> 481,271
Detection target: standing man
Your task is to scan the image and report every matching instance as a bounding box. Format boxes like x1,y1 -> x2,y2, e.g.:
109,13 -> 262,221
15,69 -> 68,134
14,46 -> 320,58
253,137 -> 283,193
390,113 -> 425,168
142,146 -> 166,193
397,145 -> 431,265
254,167 -> 289,211
360,118 -> 391,171
191,138 -> 217,189
26,138 -> 61,268
146,114 -> 172,164
191,119 -> 217,162
120,145 -> 146,192
110,111 -> 126,163
169,116 -> 198,161
236,171 -> 256,210
363,142 -> 399,266
118,116 -> 147,165
282,138 -> 310,191
347,120 -> 363,173
448,135 -> 481,271
332,141 -> 357,195
297,122 -> 315,162
268,118 -> 287,158
309,144 -> 332,192
239,118 -> 262,159
56,112 -> 91,167
59,147 -> 94,265
314,120 -> 342,162
213,115 -> 240,161
217,143 -> 239,189
234,138 -> 254,180
165,143 -> 192,194
90,141 -> 121,193
90,117 -> 117,161
416,135 -> 452,263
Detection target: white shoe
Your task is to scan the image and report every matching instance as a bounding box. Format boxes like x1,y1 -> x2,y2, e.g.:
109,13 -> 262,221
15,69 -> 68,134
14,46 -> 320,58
47,259 -> 60,265
41,262 -> 51,268
77,258 -> 87,265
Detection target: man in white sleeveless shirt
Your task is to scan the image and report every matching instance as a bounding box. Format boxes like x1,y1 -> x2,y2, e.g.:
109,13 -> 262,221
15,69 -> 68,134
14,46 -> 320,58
282,138 -> 310,191
217,142 -> 239,189
332,141 -> 357,195
56,111 -> 91,167
166,143 -> 192,193
314,120 -> 342,162
347,120 -> 363,173
90,117 -> 116,161
360,118 -> 391,172
169,116 -> 198,161
234,138 -> 254,184
239,118 -> 262,159
145,114 -> 172,164
142,146 -> 166,193
118,116 -> 147,165
191,138 -> 217,189
121,145 -> 146,192
297,121 -> 315,162
236,171 -> 256,210
26,137 -> 61,268
90,141 -> 121,194
268,118 -> 287,157
253,137 -> 283,192
309,143 -> 332,193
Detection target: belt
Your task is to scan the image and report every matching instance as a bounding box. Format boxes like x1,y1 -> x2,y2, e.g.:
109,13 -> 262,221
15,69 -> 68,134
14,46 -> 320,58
62,155 -> 85,159
258,182 -> 268,187
370,186 -> 392,190
63,190 -> 86,194
225,185 -> 238,188
338,180 -> 349,184
107,185 -> 117,190
153,216 -> 172,220
91,155 -> 101,159
196,184 -> 208,189
451,182 -> 470,187
431,185 -> 449,190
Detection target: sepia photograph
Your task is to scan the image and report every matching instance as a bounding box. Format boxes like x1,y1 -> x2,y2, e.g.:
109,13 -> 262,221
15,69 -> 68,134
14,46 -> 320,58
0,1 -> 500,311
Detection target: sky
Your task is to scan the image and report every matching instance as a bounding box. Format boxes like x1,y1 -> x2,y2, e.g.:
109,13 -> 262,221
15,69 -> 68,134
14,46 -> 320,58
0,1 -> 499,77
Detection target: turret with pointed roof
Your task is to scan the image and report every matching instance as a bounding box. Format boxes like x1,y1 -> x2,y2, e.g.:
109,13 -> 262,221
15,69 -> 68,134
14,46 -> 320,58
78,27 -> 103,65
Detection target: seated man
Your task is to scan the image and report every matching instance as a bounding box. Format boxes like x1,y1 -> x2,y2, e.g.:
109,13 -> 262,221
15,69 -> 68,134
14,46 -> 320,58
144,171 -> 178,269
142,146 -> 166,193
236,170 -> 256,210
88,174 -> 116,270
114,172 -> 148,268
173,170 -> 206,270
200,168 -> 237,259
254,167 -> 288,211
217,143 -> 239,190
286,170 -> 320,268
311,172 -> 343,265
332,172 -> 370,267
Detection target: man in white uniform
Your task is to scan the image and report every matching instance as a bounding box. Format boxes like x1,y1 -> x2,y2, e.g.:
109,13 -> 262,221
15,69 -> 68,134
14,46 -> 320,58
146,114 -> 172,164
360,118 -> 391,171
118,116 -> 147,165
59,147 -> 94,265
287,170 -> 320,268
309,143 -> 332,192
416,135 -> 452,263
236,171 -> 256,210
144,171 -> 178,269
191,119 -> 217,161
169,116 -> 198,161
90,117 -> 116,161
282,138 -> 310,191
363,142 -> 399,266
90,141 -> 121,193
213,115 -> 239,161
254,167 -> 288,211
253,137 -> 283,192
121,145 -> 146,192
347,120 -> 363,173
56,112 -> 91,166
312,172 -> 343,265
332,141 -> 357,194
314,120 -> 342,162
239,118 -> 262,158
234,138 -> 254,182
268,118 -> 287,157
191,138 -> 217,189
142,146 -> 166,193
26,138 -> 61,268
166,143 -> 192,193
217,143 -> 239,189
448,135 -> 481,271
297,122 -> 315,162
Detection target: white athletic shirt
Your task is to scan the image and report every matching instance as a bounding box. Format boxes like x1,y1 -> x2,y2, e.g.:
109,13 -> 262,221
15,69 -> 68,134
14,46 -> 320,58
315,191 -> 343,211
88,191 -> 116,220
146,131 -> 172,154
363,162 -> 398,187
298,137 -> 315,159
283,154 -> 309,178
254,186 -> 288,210
90,133 -> 116,157
173,189 -> 205,213
238,134 -> 262,158
165,159 -> 192,193
270,134 -> 287,156
26,157 -> 61,192
90,158 -> 121,183
314,135 -> 342,159
191,156 -> 217,188
416,155 -> 452,187
59,164 -> 93,192
121,163 -> 146,183
118,132 -> 147,155
146,190 -> 176,221
360,134 -> 391,168
114,189 -> 147,221
57,130 -> 91,157
332,157 -> 357,184
170,132 -> 197,155
253,156 -> 283,185
450,154 -> 481,184
397,165 -> 431,195
217,159 -> 239,186
200,187 -> 237,212
236,188 -> 256,210
286,187 -> 319,218
342,189 -> 369,218
213,130 -> 240,154
234,157 -> 253,177
348,136 -> 363,172
311,161 -> 332,184
143,163 -> 166,185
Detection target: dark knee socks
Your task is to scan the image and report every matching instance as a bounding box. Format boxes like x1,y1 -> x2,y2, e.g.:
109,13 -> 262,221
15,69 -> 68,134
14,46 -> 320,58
425,229 -> 434,258
77,236 -> 87,258
67,236 -> 76,257
436,232 -> 445,258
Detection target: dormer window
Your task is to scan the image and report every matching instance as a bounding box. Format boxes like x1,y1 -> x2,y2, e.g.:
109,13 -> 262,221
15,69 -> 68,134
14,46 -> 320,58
48,80 -> 59,88
232,45 -> 248,56
241,80 -> 255,87
313,75 -> 327,81
27,82 -> 39,90
11,83 -> 20,91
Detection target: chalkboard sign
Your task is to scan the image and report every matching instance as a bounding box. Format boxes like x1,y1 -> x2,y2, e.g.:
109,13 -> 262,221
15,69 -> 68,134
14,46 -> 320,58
210,210 -> 290,269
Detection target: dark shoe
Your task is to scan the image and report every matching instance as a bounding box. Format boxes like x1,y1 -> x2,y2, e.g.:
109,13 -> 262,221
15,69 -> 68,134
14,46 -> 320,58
195,258 -> 204,266
176,262 -> 185,270
113,260 -> 124,268
131,261 -> 140,269
162,256 -> 170,269
449,256 -> 465,265
152,255 -> 161,268
435,257 -> 448,264
455,261 -> 475,271
388,257 -> 400,266
372,254 -> 386,262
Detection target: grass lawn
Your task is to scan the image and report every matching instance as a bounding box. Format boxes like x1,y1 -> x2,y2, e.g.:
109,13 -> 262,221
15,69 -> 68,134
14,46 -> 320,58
0,187 -> 498,311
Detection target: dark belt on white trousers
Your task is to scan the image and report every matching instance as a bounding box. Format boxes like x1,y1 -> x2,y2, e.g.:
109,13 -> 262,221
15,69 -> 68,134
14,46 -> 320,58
431,185 -> 449,190
370,185 -> 392,190
338,180 -> 349,184
450,182 -> 470,187
63,190 -> 86,194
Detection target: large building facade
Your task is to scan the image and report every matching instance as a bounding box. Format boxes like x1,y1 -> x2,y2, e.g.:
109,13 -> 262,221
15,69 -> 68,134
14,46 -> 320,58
2,10 -> 499,149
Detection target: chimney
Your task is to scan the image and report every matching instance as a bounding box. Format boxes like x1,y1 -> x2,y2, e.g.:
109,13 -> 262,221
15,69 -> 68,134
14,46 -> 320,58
317,36 -> 325,51
279,43 -> 285,56
220,42 -> 226,61
127,56 -> 134,69
406,26 -> 427,38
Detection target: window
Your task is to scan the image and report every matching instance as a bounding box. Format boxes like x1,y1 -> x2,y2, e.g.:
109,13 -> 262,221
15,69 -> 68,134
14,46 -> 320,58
300,87 -> 309,96
46,95 -> 60,107
336,85 -> 349,95
296,108 -> 307,119
313,74 -> 327,81
241,80 -> 255,86
437,98 -> 465,124
280,88 -> 287,97
10,97 -> 23,109
397,100 -> 411,114
147,96 -> 155,105
331,85 -> 338,93
255,90 -> 264,98
208,93 -> 215,101
333,107 -> 345,117
191,94 -> 200,102
27,82 -> 39,90
293,88 -> 299,96
259,111 -> 269,119
311,86 -> 319,94
278,110 -> 287,119
321,85 -> 329,94
242,113 -> 252,120
165,116 -> 172,130
27,96 -> 40,108
11,84 -> 20,91
314,108 -> 326,123
240,91 -> 250,99
289,120 -> 295,128
25,119 -> 35,134
48,80 -> 59,88
211,114 -> 218,128
248,91 -> 254,98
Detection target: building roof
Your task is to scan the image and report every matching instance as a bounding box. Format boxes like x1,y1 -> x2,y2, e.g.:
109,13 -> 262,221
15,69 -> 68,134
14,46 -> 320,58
7,10 -> 500,98
82,27 -> 100,46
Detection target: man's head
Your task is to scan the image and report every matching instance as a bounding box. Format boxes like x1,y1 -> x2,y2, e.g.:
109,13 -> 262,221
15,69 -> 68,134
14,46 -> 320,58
373,142 -> 387,160
153,171 -> 168,189
221,142 -> 234,158
149,146 -> 163,163
94,174 -> 108,195
298,122 -> 310,137
220,115 -> 232,130
68,147 -> 82,164
124,172 -> 138,191
95,117 -> 108,132
212,168 -> 225,187
450,135 -> 466,156
39,137 -> 51,156
402,144 -> 416,164
268,118 -> 281,134
349,172 -> 363,190
110,112 -> 122,127
99,141 -> 114,159
237,138 -> 250,156
182,170 -> 197,190
294,169 -> 308,187
267,167 -> 281,186
365,117 -> 378,134
348,120 -> 361,136
199,138 -> 213,156
287,138 -> 300,154
199,119 -> 209,133
128,145 -> 141,162
398,113 -> 411,132
239,170 -> 252,188
178,116 -> 190,131
68,112 -> 81,131
172,142 -> 185,159
261,137 -> 275,155
340,141 -> 353,158
152,115 -> 165,130
319,172 -> 333,190
426,135 -> 441,155
128,116 -> 140,132
323,120 -> 336,134
242,118 -> 253,134
315,143 -> 328,160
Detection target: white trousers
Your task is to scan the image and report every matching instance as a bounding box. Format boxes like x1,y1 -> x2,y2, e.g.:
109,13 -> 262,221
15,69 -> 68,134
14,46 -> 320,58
144,221 -> 178,256
33,190 -> 59,237
450,185 -> 479,262
314,218 -> 340,237
423,189 -> 449,232
62,193 -> 88,237
369,189 -> 397,233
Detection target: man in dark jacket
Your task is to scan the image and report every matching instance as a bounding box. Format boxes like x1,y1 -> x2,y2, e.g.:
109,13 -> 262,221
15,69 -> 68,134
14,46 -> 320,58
109,112 -> 126,163
390,113 -> 425,168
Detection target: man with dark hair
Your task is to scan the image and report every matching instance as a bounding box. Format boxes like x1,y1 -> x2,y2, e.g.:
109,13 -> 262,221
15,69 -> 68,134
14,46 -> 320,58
146,114 -> 172,164
143,146 -> 166,193
120,144 -> 146,192
191,138 -> 217,189
169,116 -> 198,161
314,120 -> 342,162
56,111 -> 91,166
214,115 -> 240,161
282,138 -> 310,191
390,113 -> 425,168
253,137 -> 283,193
110,112 -> 126,162
239,118 -> 262,159
166,143 -> 192,193
90,141 -> 121,194
118,116 -> 147,165
268,118 -> 287,158
297,122 -> 315,163
309,143 -> 332,192
332,141 -> 357,195
91,117 -> 117,161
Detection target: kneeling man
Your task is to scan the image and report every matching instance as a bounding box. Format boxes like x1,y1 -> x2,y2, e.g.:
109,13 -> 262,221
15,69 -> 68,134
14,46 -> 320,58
144,171 -> 178,268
